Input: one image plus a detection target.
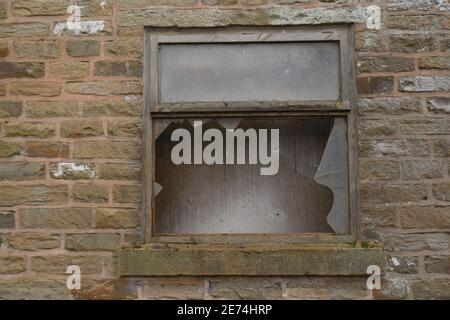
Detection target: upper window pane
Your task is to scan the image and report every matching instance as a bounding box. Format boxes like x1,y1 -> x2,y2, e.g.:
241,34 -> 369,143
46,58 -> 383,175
159,42 -> 340,103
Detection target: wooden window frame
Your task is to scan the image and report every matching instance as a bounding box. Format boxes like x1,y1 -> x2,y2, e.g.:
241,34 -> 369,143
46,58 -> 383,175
142,25 -> 359,244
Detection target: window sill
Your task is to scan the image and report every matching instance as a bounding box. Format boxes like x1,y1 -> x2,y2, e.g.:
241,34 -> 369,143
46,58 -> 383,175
119,243 -> 383,276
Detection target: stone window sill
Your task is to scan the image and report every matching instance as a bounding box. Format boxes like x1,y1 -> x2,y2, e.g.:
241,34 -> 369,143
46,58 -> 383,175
119,243 -> 383,276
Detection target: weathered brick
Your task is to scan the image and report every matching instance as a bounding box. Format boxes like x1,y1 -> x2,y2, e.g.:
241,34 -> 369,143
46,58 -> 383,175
432,138 -> 450,156
30,255 -> 103,274
65,233 -> 121,251
433,183 -> 450,201
362,208 -> 397,229
360,119 -> 398,137
356,31 -> 386,53
387,0 -> 433,11
0,82 -> 5,95
204,0 -> 239,5
14,39 -> 60,59
0,23 -> 49,37
425,255 -> 450,274
105,39 -> 143,58
209,277 -> 281,299
427,97 -> 450,114
74,141 -> 142,159
20,208 -> 92,229
49,61 -> 89,79
358,97 -> 422,116
413,279 -> 450,299
0,62 -> 45,79
0,140 -> 23,158
25,100 -> 78,118
384,233 -> 450,252
99,163 -> 142,180
373,278 -> 408,300
400,76 -> 450,92
400,207 -> 450,229
358,56 -> 415,73
0,185 -> 68,206
0,101 -> 22,118
95,208 -> 139,229
0,40 -> 8,57
13,0 -> 113,17
60,120 -> 104,138
357,77 -> 394,95
107,119 -> 142,137
49,162 -> 95,180
0,162 -> 45,181
0,256 -> 26,274
360,184 -> 429,205
0,1 -> 6,19
5,122 -> 56,138
359,139 -> 429,157
142,277 -> 204,300
0,211 -> 15,229
10,82 -> 61,97
398,118 -> 449,135
360,160 -> 400,181
82,98 -> 142,117
25,141 -> 69,158
0,278 -> 68,300
112,185 -> 141,203
6,233 -> 60,251
387,15 -> 446,30
72,279 -> 139,300
94,61 -> 143,77
389,35 -> 437,53
284,277 -> 368,299
65,40 -> 100,57
66,81 -> 142,96
402,160 -> 443,180
118,0 -> 197,7
419,56 -> 450,70
72,183 -> 109,203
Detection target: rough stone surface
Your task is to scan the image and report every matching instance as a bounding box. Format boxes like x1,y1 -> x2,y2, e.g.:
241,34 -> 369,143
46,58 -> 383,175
14,40 -> 60,59
25,101 -> 78,118
0,101 -> 22,118
0,256 -> 26,274
0,162 -> 45,181
0,62 -> 45,79
6,233 -> 60,251
0,185 -> 68,206
72,183 -> 109,203
0,0 -> 449,300
20,208 -> 92,229
95,208 -> 140,229
0,211 -> 15,229
65,233 -> 121,251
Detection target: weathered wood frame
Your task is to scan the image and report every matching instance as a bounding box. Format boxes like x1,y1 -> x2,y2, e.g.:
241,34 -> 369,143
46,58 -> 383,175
142,25 -> 359,244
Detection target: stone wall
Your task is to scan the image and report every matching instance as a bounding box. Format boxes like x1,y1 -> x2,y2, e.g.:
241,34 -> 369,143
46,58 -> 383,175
0,0 -> 449,299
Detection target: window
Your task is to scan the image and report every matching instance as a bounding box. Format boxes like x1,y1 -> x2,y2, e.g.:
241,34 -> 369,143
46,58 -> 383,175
142,26 -> 358,242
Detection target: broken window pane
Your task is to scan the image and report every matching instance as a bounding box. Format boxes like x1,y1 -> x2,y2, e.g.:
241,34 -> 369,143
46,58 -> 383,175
154,116 -> 349,235
159,42 -> 340,103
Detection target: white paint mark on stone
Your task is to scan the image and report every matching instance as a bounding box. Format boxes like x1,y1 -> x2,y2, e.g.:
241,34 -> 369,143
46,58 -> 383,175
366,5 -> 381,30
125,95 -> 138,102
53,20 -> 105,36
392,257 -> 400,266
53,162 -> 95,178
